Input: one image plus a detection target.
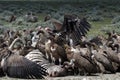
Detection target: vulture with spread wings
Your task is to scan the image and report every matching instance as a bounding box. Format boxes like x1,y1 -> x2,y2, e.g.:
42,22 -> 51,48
0,50 -> 47,79
52,14 -> 91,46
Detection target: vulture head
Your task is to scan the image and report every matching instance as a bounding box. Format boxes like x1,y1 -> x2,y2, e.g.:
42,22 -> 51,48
47,61 -> 75,77
46,65 -> 67,77
64,44 -> 75,60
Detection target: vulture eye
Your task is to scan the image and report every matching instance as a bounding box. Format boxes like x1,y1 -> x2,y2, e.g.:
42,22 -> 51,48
54,71 -> 57,75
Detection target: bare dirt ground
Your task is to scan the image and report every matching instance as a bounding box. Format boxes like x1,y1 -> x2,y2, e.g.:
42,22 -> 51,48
1,73 -> 120,80
46,73 -> 120,80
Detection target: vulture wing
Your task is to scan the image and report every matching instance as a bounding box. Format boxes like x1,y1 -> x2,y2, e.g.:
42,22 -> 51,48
3,54 -> 47,79
70,18 -> 91,45
53,15 -> 91,46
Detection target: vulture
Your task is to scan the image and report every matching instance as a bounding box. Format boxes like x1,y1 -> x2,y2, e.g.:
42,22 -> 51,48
65,45 -> 99,75
25,12 -> 38,23
92,49 -> 116,73
45,36 -> 68,65
9,15 -> 16,23
52,14 -> 91,46
44,14 -> 51,22
0,49 -> 47,79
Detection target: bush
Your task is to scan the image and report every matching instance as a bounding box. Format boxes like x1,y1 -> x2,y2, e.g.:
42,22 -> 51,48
13,17 -> 25,25
52,12 -> 61,20
0,10 -> 14,22
87,14 -> 104,21
58,16 -> 64,23
101,22 -> 120,34
103,12 -> 117,18
86,9 -> 104,21
111,16 -> 120,24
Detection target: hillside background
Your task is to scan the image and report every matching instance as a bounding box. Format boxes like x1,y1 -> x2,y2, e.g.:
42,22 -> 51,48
0,0 -> 120,38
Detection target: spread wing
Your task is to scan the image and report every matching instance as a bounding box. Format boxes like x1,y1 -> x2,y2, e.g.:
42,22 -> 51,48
5,54 -> 47,79
53,14 -> 91,46
70,18 -> 91,45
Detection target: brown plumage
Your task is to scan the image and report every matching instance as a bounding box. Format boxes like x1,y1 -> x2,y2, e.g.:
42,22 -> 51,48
65,45 -> 98,75
50,42 -> 68,65
104,48 -> 120,64
92,49 -> 116,73
45,36 -> 68,65
45,39 -> 53,63
1,50 -> 47,79
9,15 -> 16,22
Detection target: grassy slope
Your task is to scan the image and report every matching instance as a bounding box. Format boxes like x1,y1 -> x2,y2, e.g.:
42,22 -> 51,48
88,18 -> 112,37
0,1 -> 119,37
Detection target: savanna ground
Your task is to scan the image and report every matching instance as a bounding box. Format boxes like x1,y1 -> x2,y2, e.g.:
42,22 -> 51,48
0,0 -> 120,80
1,73 -> 120,80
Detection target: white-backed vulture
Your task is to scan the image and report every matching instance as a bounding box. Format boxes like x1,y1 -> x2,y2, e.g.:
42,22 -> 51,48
50,42 -> 68,65
45,39 -> 53,63
92,49 -> 116,73
45,36 -> 68,65
65,45 -> 98,75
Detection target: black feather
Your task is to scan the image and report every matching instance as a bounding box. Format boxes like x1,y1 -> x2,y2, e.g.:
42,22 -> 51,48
2,53 -> 47,79
53,14 -> 91,46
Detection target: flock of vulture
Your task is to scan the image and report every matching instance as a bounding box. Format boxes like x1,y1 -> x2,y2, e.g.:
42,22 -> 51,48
0,14 -> 120,79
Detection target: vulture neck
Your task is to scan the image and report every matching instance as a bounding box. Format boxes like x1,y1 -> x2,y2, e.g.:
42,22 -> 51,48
31,32 -> 40,47
9,31 -> 12,39
69,38 -> 74,47
8,38 -> 21,50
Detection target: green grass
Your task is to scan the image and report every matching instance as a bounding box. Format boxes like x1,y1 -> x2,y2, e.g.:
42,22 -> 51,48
0,1 -> 120,38
87,18 -> 112,37
38,13 -> 47,22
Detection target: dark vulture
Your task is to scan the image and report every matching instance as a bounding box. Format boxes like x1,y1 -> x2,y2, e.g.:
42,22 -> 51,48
9,15 -> 16,22
52,14 -> 91,46
0,49 -> 47,79
44,14 -> 51,22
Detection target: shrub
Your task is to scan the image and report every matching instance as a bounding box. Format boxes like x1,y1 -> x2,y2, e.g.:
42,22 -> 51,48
87,14 -> 104,21
103,12 -> 117,18
0,10 -> 14,22
101,22 -> 120,34
111,16 -> 120,24
51,12 -> 61,20
58,16 -> 64,23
